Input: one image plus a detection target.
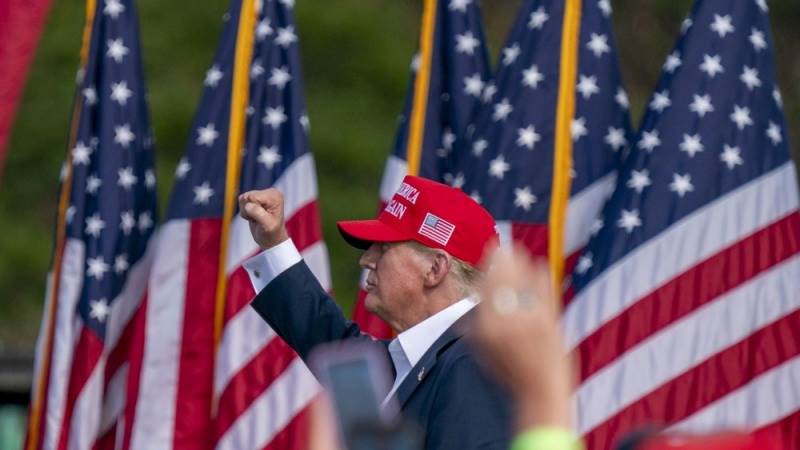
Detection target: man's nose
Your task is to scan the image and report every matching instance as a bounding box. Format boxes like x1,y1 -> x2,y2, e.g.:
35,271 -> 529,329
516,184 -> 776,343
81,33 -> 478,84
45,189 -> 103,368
359,244 -> 379,270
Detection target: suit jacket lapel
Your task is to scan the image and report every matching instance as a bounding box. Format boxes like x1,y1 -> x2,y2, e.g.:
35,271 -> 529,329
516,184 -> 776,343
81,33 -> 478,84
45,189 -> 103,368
394,310 -> 473,408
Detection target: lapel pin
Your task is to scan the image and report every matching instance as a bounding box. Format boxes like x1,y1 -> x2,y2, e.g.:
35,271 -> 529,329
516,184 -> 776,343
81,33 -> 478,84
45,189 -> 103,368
417,367 -> 425,381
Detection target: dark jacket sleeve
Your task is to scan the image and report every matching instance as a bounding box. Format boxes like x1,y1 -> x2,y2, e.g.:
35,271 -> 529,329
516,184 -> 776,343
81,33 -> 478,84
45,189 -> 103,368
425,354 -> 513,450
250,260 -> 372,360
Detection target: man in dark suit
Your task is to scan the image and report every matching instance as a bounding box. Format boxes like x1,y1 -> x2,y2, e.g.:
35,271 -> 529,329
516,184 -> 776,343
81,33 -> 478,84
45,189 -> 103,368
238,175 -> 512,450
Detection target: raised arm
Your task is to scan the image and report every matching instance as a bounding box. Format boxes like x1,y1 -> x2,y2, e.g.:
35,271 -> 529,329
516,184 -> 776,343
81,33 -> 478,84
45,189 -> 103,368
239,189 -> 372,360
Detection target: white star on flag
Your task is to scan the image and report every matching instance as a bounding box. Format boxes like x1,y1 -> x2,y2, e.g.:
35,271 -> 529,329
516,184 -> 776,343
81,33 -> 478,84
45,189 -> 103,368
193,181 -> 214,204
749,28 -> 767,51
175,158 -> 191,178
205,65 -> 224,87
689,94 -> 714,117
89,298 -> 110,321
720,145 -> 743,169
138,211 -> 153,232
110,81 -> 133,105
455,32 -> 480,55
117,167 -> 138,190
663,51 -> 682,73
522,65 -> 544,89
710,14 -> 735,38
66,206 -> 76,224
145,169 -> 156,189
502,43 -> 520,65
590,218 -> 604,236
699,54 -> 724,77
482,83 -> 497,103
627,169 -> 652,193
773,88 -> 783,107
615,87 -> 629,109
575,253 -> 593,274
300,113 -> 310,131
106,38 -> 129,63
268,67 -> 292,89
120,211 -> 136,235
275,26 -> 297,47
617,209 -> 642,233
492,99 -> 513,122
649,90 -> 671,112
766,121 -> 782,145
258,146 -> 282,169
516,125 -> 541,150
114,254 -> 129,274
72,142 -> 91,165
256,18 -> 273,40
604,127 -> 627,151
472,139 -> 488,156
740,66 -> 761,90
251,61 -> 265,78
679,133 -> 704,157
513,186 -> 537,211
597,0 -> 611,17
528,6 -> 549,29
442,129 -> 456,150
755,0 -> 768,12
85,213 -> 106,238
669,173 -> 694,197
196,123 -> 219,147
730,105 -> 753,130
681,17 -> 693,33
83,86 -> 98,105
86,175 -> 102,194
448,0 -> 471,12
263,106 -> 288,129
103,0 -> 125,19
489,155 -> 510,179
576,74 -> 600,99
571,117 -> 588,141
114,124 -> 135,147
638,130 -> 661,152
586,33 -> 610,58
87,257 -> 109,280
463,73 -> 484,97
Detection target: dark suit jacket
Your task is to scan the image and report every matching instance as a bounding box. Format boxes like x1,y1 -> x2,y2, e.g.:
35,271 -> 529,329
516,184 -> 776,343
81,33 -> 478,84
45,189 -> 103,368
250,260 -> 513,450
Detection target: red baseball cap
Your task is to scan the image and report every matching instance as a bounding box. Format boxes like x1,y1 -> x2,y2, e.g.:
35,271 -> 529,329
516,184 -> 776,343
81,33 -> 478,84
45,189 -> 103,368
337,175 -> 498,266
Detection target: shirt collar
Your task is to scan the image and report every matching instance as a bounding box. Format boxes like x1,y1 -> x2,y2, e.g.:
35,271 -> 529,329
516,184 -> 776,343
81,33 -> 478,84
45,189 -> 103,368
394,298 -> 476,367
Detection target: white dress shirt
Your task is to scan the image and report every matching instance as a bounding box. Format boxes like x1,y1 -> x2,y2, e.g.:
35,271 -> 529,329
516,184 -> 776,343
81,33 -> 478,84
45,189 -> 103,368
242,238 -> 476,403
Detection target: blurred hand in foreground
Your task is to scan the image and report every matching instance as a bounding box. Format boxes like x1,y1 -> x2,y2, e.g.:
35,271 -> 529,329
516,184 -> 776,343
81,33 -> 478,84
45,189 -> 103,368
471,246 -> 574,432
238,188 -> 290,249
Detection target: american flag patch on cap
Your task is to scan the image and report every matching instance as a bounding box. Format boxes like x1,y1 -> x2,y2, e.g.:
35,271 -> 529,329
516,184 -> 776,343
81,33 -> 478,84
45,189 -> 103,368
418,213 -> 456,246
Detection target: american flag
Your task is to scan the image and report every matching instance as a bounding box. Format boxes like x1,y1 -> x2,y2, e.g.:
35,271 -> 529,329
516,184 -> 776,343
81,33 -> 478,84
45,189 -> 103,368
26,0 -> 158,448
453,0 -> 632,276
566,1 -> 800,449
128,0 -> 329,448
352,0 -> 491,338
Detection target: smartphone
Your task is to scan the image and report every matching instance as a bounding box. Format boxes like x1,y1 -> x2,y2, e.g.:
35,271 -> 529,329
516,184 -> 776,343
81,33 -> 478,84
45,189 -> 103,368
310,341 -> 422,450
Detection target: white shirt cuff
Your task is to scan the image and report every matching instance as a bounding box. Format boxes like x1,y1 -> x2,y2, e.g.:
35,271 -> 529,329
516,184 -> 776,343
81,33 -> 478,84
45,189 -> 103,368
242,238 -> 302,293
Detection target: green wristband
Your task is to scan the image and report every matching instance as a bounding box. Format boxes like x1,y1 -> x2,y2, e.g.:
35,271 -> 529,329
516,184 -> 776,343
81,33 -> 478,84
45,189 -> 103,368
510,427 -> 584,450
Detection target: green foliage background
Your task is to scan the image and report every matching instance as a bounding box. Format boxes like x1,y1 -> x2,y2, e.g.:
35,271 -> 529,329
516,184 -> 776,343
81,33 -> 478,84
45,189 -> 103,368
1,0 -> 798,350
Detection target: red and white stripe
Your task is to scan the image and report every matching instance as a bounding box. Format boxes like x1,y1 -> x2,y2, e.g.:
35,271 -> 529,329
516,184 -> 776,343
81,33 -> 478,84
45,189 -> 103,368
214,154 -> 329,450
128,154 -> 329,450
566,162 -> 800,450
29,236 -> 153,450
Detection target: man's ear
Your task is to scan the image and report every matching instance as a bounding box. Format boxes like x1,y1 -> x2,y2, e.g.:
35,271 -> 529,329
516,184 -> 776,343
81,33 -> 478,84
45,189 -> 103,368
423,252 -> 451,288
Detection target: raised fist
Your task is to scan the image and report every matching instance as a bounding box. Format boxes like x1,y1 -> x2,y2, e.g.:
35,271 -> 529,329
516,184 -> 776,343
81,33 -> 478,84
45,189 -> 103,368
238,188 -> 290,249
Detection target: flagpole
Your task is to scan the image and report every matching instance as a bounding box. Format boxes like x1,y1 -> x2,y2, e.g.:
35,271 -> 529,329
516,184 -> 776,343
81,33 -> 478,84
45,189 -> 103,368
548,0 -> 582,310
405,0 -> 437,176
25,2 -> 97,449
212,0 -> 257,415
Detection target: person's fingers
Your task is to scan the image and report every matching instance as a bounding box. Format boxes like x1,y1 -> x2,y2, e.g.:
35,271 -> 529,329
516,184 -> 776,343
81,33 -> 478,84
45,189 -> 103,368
243,201 -> 274,229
